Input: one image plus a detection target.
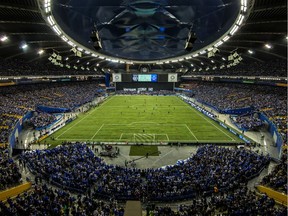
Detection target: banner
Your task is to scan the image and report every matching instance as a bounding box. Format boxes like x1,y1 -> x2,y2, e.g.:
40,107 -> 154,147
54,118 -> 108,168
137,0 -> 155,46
112,73 -> 122,82
168,73 -> 177,82
105,73 -> 110,87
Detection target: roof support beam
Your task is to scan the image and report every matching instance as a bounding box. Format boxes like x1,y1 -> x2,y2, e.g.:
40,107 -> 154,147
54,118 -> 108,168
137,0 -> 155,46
253,5 -> 286,13
0,4 -> 39,13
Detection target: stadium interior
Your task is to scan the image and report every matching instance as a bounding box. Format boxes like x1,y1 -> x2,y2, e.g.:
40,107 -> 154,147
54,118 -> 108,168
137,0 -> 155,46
0,0 -> 287,215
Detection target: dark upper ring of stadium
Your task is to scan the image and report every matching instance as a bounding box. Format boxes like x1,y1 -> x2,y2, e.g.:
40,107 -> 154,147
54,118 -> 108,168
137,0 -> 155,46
52,0 -> 240,61
0,0 -> 286,73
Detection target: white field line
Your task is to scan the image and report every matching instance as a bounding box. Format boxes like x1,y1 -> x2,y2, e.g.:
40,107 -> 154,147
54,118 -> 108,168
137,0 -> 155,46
106,123 -> 191,126
55,97 -> 114,139
185,124 -> 199,141
165,134 -> 169,141
106,105 -> 187,107
119,133 -> 124,140
167,140 -> 239,142
55,138 -> 237,142
90,124 -> 105,140
179,99 -> 235,141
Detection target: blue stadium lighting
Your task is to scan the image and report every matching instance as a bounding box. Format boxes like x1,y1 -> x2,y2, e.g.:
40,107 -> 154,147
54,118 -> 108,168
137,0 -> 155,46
159,27 -> 165,32
157,35 -> 165,40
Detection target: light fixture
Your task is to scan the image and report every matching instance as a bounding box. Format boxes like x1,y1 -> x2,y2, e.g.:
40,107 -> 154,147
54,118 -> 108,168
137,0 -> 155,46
248,50 -> 254,54
211,60 -> 214,63
43,0 -> 248,66
21,43 -> 28,49
65,57 -> 69,60
265,44 -> 272,49
222,57 -> 226,61
38,49 -> 44,55
0,35 -> 8,42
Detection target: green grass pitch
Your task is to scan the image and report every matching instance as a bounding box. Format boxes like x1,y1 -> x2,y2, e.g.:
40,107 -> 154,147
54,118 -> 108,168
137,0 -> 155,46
129,146 -> 159,156
44,95 -> 243,147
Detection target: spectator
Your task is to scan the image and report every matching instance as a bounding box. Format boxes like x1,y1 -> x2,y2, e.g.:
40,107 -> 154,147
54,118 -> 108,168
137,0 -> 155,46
22,143 -> 270,201
0,147 -> 22,190
261,149 -> 287,194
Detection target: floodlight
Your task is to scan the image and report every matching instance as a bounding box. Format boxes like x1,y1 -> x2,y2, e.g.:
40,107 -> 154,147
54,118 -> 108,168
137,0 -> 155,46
265,44 -> 272,49
0,35 -> 8,42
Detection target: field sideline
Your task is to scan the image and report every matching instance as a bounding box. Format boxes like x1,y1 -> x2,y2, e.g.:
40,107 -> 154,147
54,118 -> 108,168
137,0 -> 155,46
43,95 -> 243,146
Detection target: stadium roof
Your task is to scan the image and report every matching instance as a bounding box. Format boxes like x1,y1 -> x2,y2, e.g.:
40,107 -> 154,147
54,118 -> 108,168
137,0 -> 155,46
0,0 -> 286,73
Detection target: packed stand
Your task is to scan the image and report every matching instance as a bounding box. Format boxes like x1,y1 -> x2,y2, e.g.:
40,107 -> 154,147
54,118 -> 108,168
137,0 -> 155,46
29,112 -> 57,129
0,58 -> 102,76
186,59 -> 287,77
273,116 -> 287,145
148,186 -> 286,216
0,81 -> 102,143
144,145 -> 269,201
191,82 -> 287,143
260,149 -> 287,194
0,147 -> 22,190
21,143 -> 270,201
0,115 -> 19,143
0,184 -> 125,216
231,113 -> 263,131
20,143 -> 105,193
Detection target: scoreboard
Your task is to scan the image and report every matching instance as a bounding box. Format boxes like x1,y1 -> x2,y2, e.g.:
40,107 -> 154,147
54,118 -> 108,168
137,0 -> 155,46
112,73 -> 177,83
133,74 -> 158,82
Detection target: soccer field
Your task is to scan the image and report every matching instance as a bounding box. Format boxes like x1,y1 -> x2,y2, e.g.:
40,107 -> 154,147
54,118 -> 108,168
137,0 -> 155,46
45,95 -> 243,146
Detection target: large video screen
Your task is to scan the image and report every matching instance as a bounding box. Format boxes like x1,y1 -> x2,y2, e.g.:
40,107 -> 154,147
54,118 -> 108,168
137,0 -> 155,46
132,74 -> 158,82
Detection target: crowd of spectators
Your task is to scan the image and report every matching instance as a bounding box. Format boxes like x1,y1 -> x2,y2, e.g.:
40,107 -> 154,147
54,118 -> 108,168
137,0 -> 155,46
21,143 -> 270,201
0,184 -> 125,216
0,58 -> 102,76
143,145 -> 269,201
191,82 -> 287,143
261,149 -> 287,194
0,147 -> 21,190
231,113 -> 263,131
20,143 -> 105,192
0,82 -> 102,144
148,185 -> 286,216
0,129 -> 11,144
273,116 -> 287,145
29,112 -> 57,129
186,59 -> 287,77
0,115 -> 21,143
